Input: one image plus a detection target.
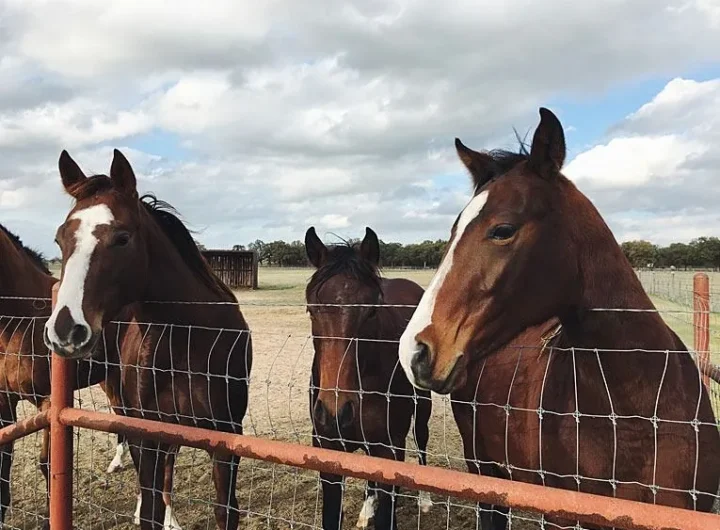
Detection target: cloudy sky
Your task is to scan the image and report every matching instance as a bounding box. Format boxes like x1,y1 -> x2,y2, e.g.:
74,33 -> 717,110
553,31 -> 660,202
1,0 -> 720,257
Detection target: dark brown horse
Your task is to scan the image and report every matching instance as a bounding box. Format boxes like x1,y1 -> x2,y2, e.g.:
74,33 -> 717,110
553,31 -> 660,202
398,108 -> 720,528
305,227 -> 433,530
44,149 -> 253,530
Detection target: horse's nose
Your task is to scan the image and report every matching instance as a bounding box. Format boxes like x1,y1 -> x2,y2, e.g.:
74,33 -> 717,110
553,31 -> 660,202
411,341 -> 433,385
313,399 -> 356,436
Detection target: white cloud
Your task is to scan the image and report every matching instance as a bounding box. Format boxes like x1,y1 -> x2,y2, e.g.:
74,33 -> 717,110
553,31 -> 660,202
0,100 -> 151,148
565,76 -> 720,244
565,135 -> 707,188
0,1 -> 719,254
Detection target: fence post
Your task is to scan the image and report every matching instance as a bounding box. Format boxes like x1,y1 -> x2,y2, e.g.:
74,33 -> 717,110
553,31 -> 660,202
693,272 -> 710,388
49,283 -> 74,529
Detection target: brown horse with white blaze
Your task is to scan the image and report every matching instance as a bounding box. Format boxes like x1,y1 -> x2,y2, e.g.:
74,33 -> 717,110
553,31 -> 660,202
0,223 -> 136,527
44,149 -> 252,530
398,108 -> 719,528
305,227 -> 433,530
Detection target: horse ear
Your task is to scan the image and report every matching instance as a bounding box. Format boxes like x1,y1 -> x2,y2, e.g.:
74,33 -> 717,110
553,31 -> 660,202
360,227 -> 380,266
110,149 -> 138,198
455,138 -> 496,191
528,107 -> 566,178
58,150 -> 87,197
305,227 -> 327,268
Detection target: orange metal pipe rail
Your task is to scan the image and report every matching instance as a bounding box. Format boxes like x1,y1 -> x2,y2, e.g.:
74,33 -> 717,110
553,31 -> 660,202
60,407 -> 719,530
0,410 -> 49,445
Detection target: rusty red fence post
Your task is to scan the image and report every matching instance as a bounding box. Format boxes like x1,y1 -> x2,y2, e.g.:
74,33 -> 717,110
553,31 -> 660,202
49,283 -> 74,529
693,272 -> 710,388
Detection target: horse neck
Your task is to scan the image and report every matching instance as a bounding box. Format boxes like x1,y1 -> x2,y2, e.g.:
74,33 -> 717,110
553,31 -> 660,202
132,218 -> 232,325
0,236 -> 54,315
0,236 -> 54,357
561,192 -> 679,361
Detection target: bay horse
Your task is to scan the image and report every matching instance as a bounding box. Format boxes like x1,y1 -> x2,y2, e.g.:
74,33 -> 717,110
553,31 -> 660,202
398,108 -> 720,529
44,149 -> 253,530
0,223 -> 128,526
0,223 -> 57,524
0,222 -> 178,528
305,227 -> 433,530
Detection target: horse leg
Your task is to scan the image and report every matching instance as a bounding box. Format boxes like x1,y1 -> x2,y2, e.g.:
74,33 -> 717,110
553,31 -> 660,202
161,445 -> 182,529
209,449 -> 240,530
107,432 -> 129,473
0,399 -> 16,524
355,480 -> 377,529
128,437 -> 168,530
367,444 -> 402,530
413,395 -> 433,514
478,463 -> 508,530
132,444 -> 181,530
320,472 -> 344,530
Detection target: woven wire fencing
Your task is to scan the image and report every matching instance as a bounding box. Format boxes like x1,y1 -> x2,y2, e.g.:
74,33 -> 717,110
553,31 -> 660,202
1,288 -> 720,529
637,270 -> 720,414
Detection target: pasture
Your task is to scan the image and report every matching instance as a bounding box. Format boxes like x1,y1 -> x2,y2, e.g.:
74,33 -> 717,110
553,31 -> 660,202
5,267 -> 719,529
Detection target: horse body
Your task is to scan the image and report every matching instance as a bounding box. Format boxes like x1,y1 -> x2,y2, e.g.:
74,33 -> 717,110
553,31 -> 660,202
399,108 -> 719,529
45,150 -> 252,530
305,228 -> 432,530
0,224 -> 55,522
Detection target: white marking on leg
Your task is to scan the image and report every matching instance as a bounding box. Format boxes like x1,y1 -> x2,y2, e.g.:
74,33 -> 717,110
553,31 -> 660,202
398,191 -> 489,384
418,490 -> 433,513
107,442 -> 127,473
163,503 -> 182,530
355,493 -> 376,528
133,493 -> 142,525
45,204 -> 114,351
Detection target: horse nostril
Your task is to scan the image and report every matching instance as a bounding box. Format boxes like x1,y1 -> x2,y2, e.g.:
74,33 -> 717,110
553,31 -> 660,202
43,327 -> 51,348
313,400 -> 329,428
338,401 -> 355,429
412,341 -> 433,382
416,341 -> 430,364
70,324 -> 90,346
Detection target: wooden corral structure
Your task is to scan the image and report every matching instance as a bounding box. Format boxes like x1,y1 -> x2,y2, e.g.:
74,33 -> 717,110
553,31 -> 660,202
202,249 -> 258,289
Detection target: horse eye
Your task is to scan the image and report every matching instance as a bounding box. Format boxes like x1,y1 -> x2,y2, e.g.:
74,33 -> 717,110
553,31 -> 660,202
111,232 -> 131,247
488,224 -> 517,241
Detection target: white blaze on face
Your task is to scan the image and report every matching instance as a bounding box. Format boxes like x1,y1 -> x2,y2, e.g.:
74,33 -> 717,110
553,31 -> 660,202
398,191 -> 489,386
45,204 -> 114,349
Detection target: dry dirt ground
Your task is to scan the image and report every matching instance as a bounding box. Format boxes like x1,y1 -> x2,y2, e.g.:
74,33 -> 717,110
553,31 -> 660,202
4,268 -> 719,529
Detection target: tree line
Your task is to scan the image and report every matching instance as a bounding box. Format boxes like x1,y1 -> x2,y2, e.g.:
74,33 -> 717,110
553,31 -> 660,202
620,237 -> 720,269
229,239 -> 449,268
226,236 -> 720,270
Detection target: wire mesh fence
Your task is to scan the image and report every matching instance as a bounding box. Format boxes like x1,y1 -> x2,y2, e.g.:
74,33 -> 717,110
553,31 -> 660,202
0,272 -> 719,529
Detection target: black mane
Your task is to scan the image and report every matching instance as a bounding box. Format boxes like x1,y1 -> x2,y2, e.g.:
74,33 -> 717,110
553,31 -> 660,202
307,243 -> 382,299
140,194 -> 237,303
0,223 -> 49,274
473,137 -> 531,192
